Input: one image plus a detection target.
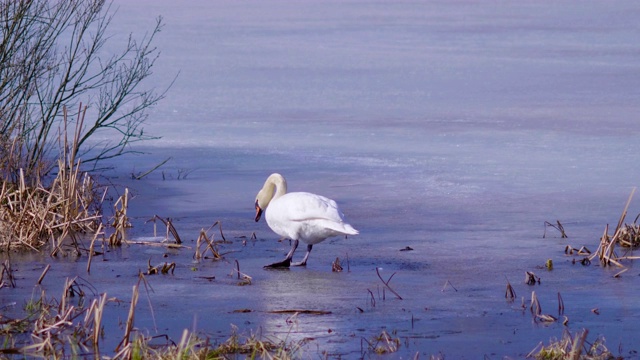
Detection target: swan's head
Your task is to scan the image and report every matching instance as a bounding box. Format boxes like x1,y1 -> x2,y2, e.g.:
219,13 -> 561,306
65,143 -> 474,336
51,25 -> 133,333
254,173 -> 287,222
254,188 -> 272,222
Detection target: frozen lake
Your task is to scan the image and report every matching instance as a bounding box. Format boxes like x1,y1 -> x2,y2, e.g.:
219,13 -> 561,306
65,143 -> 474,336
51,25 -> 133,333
5,0 -> 640,358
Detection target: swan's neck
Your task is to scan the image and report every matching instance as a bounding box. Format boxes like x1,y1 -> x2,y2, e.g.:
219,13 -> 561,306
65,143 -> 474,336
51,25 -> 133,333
267,173 -> 287,201
257,173 -> 288,210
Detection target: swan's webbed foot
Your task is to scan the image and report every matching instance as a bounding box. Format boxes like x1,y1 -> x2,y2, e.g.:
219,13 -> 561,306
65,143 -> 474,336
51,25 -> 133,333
263,258 -> 291,269
290,244 -> 312,267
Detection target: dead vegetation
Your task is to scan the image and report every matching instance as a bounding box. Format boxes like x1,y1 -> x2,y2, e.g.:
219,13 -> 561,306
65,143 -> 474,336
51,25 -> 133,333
529,291 -> 559,324
207,325 -> 302,359
588,189 -> 640,271
0,109 -> 103,253
108,189 -> 131,246
361,329 -> 401,356
544,220 -> 568,238
0,270 -> 298,359
561,189 -> 640,276
528,329 -> 613,360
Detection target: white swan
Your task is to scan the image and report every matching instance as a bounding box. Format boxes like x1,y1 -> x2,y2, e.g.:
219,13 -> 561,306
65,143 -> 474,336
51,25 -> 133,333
254,173 -> 358,268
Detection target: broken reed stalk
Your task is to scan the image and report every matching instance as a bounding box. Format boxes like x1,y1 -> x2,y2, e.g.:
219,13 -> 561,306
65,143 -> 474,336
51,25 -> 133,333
148,215 -> 181,244
1,259 -> 16,288
613,268 -> 628,278
83,292 -> 108,348
442,280 -> 458,292
367,289 -> 376,307
505,278 -> 516,302
230,261 -> 252,285
37,264 -> 51,285
375,267 -> 403,300
543,220 -> 568,238
557,292 -> 564,315
59,277 -> 77,321
118,279 -> 140,352
109,189 -> 131,246
615,188 -> 635,233
134,157 -> 171,180
194,231 -> 203,259
530,291 -> 541,316
590,225 -> 625,268
529,291 -> 558,323
86,223 -> 103,273
525,271 -> 540,285
194,229 -> 221,260
205,220 -> 227,242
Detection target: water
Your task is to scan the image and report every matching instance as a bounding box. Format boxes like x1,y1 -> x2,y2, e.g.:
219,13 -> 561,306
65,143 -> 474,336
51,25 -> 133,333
3,0 -> 640,358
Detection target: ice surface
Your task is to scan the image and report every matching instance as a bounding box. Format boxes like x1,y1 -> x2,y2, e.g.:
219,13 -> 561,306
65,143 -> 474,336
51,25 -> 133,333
6,0 -> 640,358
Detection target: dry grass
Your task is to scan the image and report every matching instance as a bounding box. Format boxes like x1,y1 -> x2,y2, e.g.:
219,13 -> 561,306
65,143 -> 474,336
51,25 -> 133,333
0,107 -> 103,253
587,189 -> 640,269
561,189 -> 640,273
0,277 -> 106,357
528,329 -> 613,360
544,220 -> 568,238
0,156 -> 101,254
0,162 -> 101,250
361,329 -> 401,356
108,188 -> 131,246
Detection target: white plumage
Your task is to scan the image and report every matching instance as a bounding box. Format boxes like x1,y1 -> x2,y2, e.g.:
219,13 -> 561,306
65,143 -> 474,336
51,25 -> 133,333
254,173 -> 358,268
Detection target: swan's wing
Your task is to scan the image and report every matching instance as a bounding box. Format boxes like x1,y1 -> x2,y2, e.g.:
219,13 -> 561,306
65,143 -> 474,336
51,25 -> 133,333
277,192 -> 345,222
273,192 -> 358,234
265,192 -> 358,241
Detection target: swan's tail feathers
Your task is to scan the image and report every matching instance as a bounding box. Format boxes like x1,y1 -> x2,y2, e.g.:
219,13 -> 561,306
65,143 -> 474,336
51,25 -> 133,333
340,223 -> 359,236
314,220 -> 359,237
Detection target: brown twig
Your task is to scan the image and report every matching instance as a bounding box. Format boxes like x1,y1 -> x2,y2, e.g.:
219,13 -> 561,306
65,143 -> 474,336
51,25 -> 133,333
86,223 -> 103,274
505,278 -> 516,302
543,220 -> 568,238
442,280 -> 458,292
557,292 -> 565,315
37,264 -> 50,285
367,289 -> 376,307
375,267 -> 403,300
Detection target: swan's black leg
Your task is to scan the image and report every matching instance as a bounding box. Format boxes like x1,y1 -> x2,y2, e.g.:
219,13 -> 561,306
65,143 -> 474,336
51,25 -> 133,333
264,239 -> 298,268
292,244 -> 313,266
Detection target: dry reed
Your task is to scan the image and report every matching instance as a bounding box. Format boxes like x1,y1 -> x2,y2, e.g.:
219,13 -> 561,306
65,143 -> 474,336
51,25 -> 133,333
586,189 -> 640,271
361,330 -> 400,355
528,329 -> 613,360
108,189 -> 130,246
376,267 -> 403,300
544,220 -> 568,238
0,107 -> 102,252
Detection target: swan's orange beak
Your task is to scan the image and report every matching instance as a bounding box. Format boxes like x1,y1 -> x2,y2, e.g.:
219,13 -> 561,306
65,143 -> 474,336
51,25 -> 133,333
254,199 -> 263,222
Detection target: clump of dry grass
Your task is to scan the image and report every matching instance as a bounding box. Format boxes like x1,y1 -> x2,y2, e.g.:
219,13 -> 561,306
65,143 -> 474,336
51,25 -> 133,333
563,189 -> 640,272
108,188 -> 131,246
0,109 -> 103,253
588,189 -> 640,269
0,277 -> 106,357
126,325 -> 301,360
528,329 -> 613,360
146,259 -> 176,275
361,329 -> 401,355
